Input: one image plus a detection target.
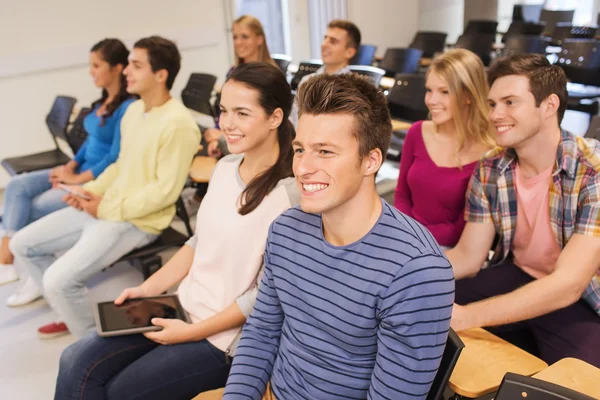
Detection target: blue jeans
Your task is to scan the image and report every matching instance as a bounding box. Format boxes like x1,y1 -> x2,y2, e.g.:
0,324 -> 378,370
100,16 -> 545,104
55,332 -> 232,400
10,207 -> 157,337
1,168 -> 68,237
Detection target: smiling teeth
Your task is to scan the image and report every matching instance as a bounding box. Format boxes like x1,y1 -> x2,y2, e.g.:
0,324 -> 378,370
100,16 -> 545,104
496,126 -> 513,133
303,183 -> 328,192
228,134 -> 243,139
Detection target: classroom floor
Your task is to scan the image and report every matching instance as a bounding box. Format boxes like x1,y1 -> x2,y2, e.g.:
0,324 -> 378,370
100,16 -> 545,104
0,189 -> 183,398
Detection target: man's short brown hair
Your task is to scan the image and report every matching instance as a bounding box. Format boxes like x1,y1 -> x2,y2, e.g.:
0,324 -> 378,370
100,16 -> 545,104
297,73 -> 392,162
488,54 -> 568,123
328,20 -> 361,50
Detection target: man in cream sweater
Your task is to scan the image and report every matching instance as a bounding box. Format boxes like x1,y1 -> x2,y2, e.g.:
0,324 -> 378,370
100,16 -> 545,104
10,36 -> 200,339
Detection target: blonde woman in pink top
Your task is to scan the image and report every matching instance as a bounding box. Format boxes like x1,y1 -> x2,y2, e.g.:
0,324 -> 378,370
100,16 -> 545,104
394,49 -> 496,247
55,63 -> 300,400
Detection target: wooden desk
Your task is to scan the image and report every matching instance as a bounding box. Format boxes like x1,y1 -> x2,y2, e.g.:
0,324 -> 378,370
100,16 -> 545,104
189,156 -> 217,183
391,119 -> 412,131
420,57 -> 432,67
449,328 -> 548,398
533,358 -> 600,399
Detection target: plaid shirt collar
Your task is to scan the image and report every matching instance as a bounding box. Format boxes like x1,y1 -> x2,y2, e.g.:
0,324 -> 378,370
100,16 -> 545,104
496,129 -> 578,179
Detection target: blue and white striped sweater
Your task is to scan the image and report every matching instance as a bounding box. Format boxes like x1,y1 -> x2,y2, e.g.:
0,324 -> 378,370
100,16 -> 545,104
224,200 -> 455,399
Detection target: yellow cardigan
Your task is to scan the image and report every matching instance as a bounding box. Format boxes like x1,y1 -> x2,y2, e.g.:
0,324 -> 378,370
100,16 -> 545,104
84,98 -> 200,234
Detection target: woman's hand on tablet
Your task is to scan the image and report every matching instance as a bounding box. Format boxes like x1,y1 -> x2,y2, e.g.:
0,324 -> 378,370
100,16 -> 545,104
143,318 -> 197,345
114,286 -> 149,305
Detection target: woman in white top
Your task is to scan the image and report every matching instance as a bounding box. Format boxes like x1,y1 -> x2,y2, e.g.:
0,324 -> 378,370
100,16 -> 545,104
55,62 -> 299,400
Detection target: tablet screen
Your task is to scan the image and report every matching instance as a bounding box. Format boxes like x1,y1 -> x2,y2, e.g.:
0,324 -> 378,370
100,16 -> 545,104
97,296 -> 186,332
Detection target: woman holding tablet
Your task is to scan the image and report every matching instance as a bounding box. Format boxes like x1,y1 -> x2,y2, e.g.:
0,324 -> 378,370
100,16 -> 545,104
0,38 -> 135,306
55,62 -> 298,400
394,49 -> 495,248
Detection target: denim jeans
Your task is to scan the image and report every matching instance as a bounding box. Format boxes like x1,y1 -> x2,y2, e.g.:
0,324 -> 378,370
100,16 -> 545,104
1,168 -> 68,237
55,332 -> 231,400
10,207 -> 157,337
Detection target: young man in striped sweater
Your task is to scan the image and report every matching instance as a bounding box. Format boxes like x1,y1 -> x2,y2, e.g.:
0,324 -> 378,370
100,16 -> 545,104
222,74 -> 455,399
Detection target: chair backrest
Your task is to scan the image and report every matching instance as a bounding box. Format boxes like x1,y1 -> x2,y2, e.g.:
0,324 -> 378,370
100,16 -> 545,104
540,9 -> 575,36
584,115 -> 600,140
426,329 -> 465,400
502,35 -> 551,56
410,31 -> 448,58
66,107 -> 90,154
495,373 -> 595,400
291,60 -> 323,91
552,23 -> 598,46
513,4 -> 544,22
348,65 -> 385,87
455,34 -> 495,66
503,21 -> 546,42
46,96 -> 77,147
463,20 -> 498,35
181,73 -> 217,117
380,48 -> 423,77
555,39 -> 600,86
387,73 -> 429,122
272,53 -> 292,73
351,44 -> 377,66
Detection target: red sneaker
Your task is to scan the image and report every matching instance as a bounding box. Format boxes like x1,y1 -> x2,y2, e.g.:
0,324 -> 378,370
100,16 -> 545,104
37,321 -> 69,339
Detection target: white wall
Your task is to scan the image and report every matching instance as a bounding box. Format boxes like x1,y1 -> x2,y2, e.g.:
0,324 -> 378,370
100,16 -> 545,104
348,0 -> 419,57
0,0 -> 231,188
288,0 -> 313,63
419,0 -> 464,43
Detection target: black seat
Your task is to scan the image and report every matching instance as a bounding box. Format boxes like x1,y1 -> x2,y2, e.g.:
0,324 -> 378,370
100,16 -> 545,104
502,35 -> 551,56
272,54 -> 292,73
110,197 -> 194,279
552,23 -> 598,46
351,44 -> 377,66
495,372 -> 595,400
66,107 -> 90,154
386,73 -> 428,161
555,39 -> 600,118
410,31 -> 447,58
291,60 -> 323,91
1,95 -> 77,176
556,39 -> 600,87
379,48 -> 423,77
455,34 -> 495,66
181,73 -> 217,118
426,329 -> 465,400
513,4 -> 544,22
584,115 -> 600,140
540,9 -> 575,37
503,21 -> 547,42
349,65 -> 385,87
387,73 -> 428,122
464,20 -> 498,35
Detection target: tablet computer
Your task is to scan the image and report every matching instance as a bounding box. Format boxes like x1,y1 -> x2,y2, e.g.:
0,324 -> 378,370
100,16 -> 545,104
57,184 -> 91,200
94,295 -> 189,337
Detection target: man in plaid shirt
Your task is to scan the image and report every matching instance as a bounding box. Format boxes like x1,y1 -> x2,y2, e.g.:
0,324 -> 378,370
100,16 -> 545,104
447,54 -> 600,367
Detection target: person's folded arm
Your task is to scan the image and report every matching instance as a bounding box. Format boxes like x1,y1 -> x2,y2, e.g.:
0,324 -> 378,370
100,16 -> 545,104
453,234 -> 600,331
368,254 -> 455,399
223,239 -> 283,400
394,124 -> 418,217
446,163 -> 496,279
453,174 -> 600,331
98,125 -> 199,221
73,141 -> 88,166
